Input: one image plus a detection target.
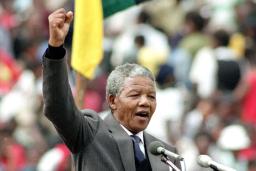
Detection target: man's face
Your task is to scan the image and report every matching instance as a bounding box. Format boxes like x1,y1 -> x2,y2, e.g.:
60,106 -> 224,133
109,76 -> 156,133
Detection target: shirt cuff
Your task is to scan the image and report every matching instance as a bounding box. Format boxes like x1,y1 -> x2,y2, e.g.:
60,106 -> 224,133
45,44 -> 66,60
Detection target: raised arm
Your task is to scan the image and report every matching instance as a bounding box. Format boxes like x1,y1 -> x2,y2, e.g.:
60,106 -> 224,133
42,9 -> 99,153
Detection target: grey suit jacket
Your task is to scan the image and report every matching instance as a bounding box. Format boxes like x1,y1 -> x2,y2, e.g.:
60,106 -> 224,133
43,52 -> 181,171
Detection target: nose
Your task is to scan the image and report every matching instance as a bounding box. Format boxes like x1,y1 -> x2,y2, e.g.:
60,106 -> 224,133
138,95 -> 150,107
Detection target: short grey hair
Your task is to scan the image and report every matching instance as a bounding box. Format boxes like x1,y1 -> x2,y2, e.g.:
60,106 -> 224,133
106,63 -> 155,97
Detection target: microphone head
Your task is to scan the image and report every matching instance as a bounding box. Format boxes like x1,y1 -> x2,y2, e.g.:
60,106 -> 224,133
197,155 -> 212,168
149,141 -> 164,155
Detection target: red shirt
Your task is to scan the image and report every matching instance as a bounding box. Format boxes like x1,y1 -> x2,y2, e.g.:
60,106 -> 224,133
242,71 -> 256,124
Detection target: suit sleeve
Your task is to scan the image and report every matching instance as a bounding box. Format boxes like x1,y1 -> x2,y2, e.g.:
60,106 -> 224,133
42,45 -> 100,153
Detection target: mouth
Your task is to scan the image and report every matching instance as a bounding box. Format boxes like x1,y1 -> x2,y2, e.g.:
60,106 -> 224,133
135,111 -> 150,118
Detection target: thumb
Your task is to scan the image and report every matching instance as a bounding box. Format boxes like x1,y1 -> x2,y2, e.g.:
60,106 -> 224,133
65,11 -> 73,24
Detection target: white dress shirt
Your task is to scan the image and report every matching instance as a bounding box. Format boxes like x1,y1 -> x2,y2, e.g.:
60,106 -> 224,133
120,124 -> 145,156
120,125 -> 181,171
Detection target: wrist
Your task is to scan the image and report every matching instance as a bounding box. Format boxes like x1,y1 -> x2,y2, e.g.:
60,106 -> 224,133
48,38 -> 64,47
45,44 -> 66,59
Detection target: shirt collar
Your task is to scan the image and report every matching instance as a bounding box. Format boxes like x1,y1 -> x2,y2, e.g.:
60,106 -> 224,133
120,124 -> 144,144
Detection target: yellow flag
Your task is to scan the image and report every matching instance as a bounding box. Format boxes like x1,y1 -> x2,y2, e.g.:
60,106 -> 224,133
71,0 -> 103,79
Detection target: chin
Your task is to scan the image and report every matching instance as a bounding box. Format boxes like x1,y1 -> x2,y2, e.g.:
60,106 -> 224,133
133,126 -> 147,133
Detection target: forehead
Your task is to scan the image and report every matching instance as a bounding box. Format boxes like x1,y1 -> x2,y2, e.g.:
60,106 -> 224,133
121,76 -> 155,93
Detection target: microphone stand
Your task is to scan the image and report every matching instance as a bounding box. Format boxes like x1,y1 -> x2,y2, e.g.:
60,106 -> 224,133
210,165 -> 220,171
161,155 -> 181,171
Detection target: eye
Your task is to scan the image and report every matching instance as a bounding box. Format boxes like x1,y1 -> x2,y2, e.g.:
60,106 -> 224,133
148,95 -> 156,100
129,94 -> 139,97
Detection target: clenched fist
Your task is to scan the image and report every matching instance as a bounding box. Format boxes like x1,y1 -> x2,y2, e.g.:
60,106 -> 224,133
48,8 -> 73,47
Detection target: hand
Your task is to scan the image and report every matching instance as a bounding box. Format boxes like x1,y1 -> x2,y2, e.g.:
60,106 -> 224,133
48,8 -> 73,47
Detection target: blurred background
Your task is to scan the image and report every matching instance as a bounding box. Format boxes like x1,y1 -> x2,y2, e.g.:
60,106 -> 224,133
0,0 -> 256,170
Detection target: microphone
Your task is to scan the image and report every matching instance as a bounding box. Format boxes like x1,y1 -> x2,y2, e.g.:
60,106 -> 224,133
197,155 -> 236,171
149,141 -> 184,160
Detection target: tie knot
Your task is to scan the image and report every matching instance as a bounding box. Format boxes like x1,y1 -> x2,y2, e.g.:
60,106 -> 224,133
130,135 -> 141,144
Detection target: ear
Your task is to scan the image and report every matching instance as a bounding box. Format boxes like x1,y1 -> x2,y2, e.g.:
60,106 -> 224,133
107,95 -> 117,110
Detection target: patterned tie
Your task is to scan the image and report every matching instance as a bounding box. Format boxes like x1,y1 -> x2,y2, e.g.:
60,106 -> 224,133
130,135 -> 145,163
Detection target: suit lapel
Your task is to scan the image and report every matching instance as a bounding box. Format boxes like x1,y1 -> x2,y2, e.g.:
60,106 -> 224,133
144,133 -> 170,171
104,114 -> 136,171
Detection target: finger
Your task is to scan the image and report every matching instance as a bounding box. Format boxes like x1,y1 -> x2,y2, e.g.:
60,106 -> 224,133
54,13 -> 66,20
53,8 -> 66,15
65,11 -> 73,24
55,18 -> 65,28
49,8 -> 66,21
48,12 -> 65,25
50,18 -> 65,29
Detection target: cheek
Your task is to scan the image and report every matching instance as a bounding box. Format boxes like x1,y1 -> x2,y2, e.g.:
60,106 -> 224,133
122,99 -> 137,110
151,102 -> 157,113
117,101 -> 135,117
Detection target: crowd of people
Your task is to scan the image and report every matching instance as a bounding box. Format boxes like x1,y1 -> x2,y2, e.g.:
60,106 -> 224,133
0,0 -> 256,170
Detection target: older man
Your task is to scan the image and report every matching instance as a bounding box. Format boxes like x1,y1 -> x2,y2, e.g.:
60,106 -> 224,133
42,8 -> 181,171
